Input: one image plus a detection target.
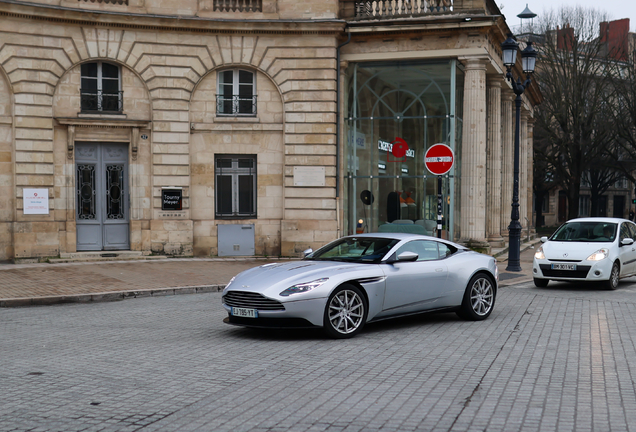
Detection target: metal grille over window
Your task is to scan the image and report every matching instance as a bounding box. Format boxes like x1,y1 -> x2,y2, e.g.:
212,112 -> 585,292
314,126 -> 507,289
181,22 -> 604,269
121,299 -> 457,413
77,165 -> 96,220
106,165 -> 125,220
215,156 -> 257,218
217,69 -> 256,116
79,0 -> 129,4
81,62 -> 123,113
213,0 -> 262,12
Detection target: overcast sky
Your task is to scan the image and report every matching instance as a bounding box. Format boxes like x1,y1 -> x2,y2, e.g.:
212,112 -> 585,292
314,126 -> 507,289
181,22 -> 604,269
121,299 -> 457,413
498,1 -> 636,31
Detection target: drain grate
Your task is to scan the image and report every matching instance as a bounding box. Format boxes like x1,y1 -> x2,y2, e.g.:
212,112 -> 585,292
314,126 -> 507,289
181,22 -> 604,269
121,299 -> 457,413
101,253 -> 117,257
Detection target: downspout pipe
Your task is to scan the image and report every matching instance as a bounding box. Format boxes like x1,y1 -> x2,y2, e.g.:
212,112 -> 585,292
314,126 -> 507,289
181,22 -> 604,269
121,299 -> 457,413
336,30 -> 351,199
335,30 -> 351,238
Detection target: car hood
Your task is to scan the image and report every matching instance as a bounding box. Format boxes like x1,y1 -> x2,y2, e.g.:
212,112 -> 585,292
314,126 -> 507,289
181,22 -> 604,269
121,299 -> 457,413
542,241 -> 612,261
223,260 -> 384,299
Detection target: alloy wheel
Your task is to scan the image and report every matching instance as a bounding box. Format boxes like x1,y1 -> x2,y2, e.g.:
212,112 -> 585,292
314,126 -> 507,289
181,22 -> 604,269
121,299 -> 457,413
327,289 -> 365,335
470,277 -> 494,316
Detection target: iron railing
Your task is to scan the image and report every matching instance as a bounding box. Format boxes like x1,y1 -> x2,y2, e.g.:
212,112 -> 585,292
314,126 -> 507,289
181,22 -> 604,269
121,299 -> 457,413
213,0 -> 262,12
80,90 -> 123,113
353,0 -> 453,19
216,95 -> 257,116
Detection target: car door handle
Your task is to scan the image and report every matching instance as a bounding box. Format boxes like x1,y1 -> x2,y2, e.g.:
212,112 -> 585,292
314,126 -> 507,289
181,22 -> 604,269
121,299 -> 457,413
435,268 -> 444,272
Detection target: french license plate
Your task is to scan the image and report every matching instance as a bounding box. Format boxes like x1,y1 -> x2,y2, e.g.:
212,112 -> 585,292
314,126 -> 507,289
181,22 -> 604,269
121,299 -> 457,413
551,263 -> 577,271
231,307 -> 258,318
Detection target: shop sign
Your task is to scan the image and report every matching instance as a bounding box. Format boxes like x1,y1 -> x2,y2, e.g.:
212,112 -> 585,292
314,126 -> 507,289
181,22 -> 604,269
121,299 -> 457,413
161,188 -> 182,211
378,139 -> 415,158
348,130 -> 366,149
23,188 -> 49,215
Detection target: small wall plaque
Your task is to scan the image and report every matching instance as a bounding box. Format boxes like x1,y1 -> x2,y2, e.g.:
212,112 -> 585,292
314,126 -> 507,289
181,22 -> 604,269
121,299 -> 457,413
140,134 -> 148,140
23,188 -> 49,215
161,188 -> 182,211
293,166 -> 325,187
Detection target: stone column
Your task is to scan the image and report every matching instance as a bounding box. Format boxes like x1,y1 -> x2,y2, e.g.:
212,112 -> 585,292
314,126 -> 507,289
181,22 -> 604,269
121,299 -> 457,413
486,78 -> 504,246
527,116 -> 535,231
519,110 -> 529,232
500,89 -> 514,238
459,58 -> 488,245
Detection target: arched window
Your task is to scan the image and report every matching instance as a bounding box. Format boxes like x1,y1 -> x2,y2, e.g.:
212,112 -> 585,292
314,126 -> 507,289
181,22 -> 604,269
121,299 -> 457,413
80,62 -> 122,113
217,69 -> 256,116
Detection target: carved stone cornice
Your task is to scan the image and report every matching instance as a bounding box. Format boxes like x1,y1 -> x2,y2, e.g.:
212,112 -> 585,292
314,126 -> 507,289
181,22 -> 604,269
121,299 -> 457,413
55,117 -> 151,129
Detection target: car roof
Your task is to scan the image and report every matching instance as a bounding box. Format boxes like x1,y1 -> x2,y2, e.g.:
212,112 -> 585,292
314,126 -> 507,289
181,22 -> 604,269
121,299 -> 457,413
342,232 -> 468,249
563,217 -> 632,224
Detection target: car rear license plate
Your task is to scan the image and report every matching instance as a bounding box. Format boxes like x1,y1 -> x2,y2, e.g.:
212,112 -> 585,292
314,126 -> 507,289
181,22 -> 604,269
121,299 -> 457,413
231,307 -> 258,318
551,263 -> 577,271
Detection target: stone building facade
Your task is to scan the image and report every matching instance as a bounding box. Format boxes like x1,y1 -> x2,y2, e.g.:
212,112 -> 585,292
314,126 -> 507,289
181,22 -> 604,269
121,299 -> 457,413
0,0 -> 539,262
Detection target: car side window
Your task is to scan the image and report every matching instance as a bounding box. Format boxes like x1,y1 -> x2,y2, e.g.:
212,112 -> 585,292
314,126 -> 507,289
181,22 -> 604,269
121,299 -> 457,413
394,240 -> 440,261
628,223 -> 636,240
438,243 -> 454,258
620,223 -> 631,242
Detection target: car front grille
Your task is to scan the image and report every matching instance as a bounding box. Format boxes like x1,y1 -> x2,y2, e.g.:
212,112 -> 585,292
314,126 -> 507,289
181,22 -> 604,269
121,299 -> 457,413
539,264 -> 591,279
222,291 -> 285,311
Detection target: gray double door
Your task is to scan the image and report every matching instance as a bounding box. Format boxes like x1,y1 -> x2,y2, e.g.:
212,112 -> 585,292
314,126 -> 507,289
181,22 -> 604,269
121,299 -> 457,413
76,143 -> 129,251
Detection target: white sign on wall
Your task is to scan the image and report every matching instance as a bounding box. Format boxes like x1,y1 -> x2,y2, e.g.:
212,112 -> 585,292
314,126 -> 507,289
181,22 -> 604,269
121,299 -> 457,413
23,188 -> 49,215
293,166 -> 326,187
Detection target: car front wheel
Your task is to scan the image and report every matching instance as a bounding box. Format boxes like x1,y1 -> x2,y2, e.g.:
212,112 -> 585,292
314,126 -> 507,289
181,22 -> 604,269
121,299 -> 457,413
603,262 -> 620,290
323,284 -> 368,339
457,274 -> 496,321
534,278 -> 549,288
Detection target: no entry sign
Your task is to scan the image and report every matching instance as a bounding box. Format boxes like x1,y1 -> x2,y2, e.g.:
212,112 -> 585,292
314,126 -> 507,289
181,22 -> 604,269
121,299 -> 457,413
425,144 -> 454,175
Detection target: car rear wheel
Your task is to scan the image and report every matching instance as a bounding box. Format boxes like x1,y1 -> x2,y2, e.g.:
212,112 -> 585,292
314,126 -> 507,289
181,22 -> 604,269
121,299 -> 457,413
457,274 -> 495,321
534,278 -> 549,288
603,262 -> 620,290
323,284 -> 367,339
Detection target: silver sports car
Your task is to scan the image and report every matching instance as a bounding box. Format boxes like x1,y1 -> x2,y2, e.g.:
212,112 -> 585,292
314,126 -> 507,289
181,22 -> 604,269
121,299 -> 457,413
222,233 -> 498,338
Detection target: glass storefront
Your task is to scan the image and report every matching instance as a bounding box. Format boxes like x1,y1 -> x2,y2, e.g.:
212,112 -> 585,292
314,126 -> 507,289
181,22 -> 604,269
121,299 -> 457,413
344,60 -> 464,240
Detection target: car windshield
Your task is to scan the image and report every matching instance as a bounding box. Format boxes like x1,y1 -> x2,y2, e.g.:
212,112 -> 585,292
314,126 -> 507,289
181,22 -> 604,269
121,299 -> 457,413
306,237 -> 400,263
550,221 -> 617,242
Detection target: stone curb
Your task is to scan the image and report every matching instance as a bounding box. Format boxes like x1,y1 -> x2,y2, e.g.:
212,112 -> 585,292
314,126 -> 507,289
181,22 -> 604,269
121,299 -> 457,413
0,285 -> 225,308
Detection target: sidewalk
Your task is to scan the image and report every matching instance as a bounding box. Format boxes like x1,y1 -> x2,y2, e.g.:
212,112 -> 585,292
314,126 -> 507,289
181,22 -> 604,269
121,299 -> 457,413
0,242 -> 539,307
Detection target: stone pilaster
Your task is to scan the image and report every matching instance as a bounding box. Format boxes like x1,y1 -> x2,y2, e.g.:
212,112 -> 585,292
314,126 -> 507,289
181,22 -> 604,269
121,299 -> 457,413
520,110 -> 529,231
500,89 -> 514,237
527,116 -> 535,231
486,78 -> 504,246
459,58 -> 488,246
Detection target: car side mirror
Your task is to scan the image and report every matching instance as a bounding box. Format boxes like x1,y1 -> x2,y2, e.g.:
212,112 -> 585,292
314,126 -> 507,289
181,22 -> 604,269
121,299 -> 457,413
397,251 -> 419,262
541,236 -> 548,243
621,238 -> 634,246
302,248 -> 313,258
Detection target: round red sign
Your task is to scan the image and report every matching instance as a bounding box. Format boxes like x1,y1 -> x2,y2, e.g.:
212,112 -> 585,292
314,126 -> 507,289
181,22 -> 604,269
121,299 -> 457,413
425,144 -> 454,175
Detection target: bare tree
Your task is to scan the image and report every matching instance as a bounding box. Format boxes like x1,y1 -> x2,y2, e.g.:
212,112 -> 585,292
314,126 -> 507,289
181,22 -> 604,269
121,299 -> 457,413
533,6 -> 617,220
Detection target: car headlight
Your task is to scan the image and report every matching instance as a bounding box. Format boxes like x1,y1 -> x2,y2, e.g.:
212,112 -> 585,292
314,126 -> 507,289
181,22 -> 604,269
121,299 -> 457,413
280,278 -> 328,297
586,248 -> 609,261
534,246 -> 545,260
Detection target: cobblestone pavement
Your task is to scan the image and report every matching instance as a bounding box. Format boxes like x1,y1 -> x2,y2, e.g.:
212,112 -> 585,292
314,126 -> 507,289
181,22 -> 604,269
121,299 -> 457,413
0,245 -> 538,306
0,258 -> 285,305
3,277 -> 636,432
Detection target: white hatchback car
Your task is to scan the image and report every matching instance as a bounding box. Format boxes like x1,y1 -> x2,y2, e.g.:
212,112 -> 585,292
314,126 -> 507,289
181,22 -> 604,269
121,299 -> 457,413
533,217 -> 636,289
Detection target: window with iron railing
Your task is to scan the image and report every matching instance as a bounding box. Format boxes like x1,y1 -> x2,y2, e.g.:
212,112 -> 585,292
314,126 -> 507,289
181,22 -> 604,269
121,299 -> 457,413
217,69 -> 257,116
213,0 -> 262,12
80,62 -> 123,113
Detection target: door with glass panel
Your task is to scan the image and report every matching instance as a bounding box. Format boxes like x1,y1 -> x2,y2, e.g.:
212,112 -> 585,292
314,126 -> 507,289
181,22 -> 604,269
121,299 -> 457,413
76,143 -> 129,251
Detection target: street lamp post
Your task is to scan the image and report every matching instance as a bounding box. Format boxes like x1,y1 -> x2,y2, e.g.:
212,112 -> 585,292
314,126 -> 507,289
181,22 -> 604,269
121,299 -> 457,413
501,36 -> 537,271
